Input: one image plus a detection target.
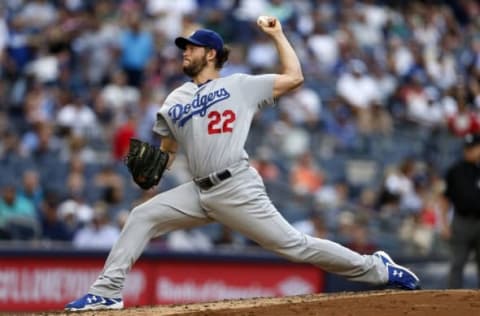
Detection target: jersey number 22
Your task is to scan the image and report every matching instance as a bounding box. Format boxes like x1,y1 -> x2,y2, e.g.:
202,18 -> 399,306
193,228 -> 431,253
208,110 -> 236,134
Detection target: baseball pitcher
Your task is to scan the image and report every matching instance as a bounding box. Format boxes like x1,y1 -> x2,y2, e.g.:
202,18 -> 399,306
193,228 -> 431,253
66,16 -> 420,311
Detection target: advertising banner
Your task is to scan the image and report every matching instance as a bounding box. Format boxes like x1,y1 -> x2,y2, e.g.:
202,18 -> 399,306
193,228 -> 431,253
0,258 -> 151,312
154,261 -> 322,304
0,256 -> 322,312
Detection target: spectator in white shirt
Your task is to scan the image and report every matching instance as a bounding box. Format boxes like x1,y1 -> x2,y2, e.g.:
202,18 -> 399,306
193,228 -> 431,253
279,86 -> 322,129
56,94 -> 99,138
337,59 -> 378,110
307,22 -> 338,74
100,70 -> 140,125
166,229 -> 213,252
73,203 -> 120,249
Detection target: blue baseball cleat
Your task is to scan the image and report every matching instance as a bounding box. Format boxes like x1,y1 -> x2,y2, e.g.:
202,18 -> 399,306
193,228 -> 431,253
374,250 -> 421,290
65,293 -> 124,311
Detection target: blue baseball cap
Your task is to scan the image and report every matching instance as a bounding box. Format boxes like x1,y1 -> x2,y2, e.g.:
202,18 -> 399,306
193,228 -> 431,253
175,29 -> 224,52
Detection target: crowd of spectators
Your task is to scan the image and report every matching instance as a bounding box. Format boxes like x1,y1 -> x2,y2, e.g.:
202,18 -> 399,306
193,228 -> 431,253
0,0 -> 479,258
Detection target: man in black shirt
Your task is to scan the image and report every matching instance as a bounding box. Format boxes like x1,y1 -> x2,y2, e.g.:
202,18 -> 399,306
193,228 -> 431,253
441,133 -> 480,288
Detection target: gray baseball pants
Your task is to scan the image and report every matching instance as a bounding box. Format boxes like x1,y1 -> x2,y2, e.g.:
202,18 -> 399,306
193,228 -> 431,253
89,162 -> 388,298
448,214 -> 480,288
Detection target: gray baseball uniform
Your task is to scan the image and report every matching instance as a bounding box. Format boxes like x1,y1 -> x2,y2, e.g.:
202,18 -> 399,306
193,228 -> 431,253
88,74 -> 388,298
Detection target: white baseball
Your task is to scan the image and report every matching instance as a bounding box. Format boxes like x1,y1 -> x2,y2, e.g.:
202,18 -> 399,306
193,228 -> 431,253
257,16 -> 271,27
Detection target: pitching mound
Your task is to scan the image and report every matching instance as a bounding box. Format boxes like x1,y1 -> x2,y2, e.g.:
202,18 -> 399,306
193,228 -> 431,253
45,290 -> 479,316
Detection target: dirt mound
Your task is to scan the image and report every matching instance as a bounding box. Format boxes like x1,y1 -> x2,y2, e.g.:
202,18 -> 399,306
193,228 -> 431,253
42,290 -> 479,316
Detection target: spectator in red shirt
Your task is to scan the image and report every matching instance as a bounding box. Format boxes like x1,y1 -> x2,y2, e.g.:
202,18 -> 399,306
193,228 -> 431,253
112,111 -> 137,161
447,93 -> 480,137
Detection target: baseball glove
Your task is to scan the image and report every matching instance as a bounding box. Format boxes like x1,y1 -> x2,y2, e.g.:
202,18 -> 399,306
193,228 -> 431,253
124,138 -> 169,190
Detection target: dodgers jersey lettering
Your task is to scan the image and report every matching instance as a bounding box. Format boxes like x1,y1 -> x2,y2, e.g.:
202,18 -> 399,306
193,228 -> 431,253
154,73 -> 276,178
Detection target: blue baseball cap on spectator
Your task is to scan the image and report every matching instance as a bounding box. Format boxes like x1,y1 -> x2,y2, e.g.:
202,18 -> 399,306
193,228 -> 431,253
175,29 -> 224,52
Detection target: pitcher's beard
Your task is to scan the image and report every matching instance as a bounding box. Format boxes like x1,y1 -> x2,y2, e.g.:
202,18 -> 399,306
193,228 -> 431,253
183,56 -> 208,78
